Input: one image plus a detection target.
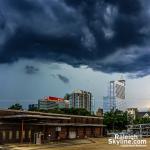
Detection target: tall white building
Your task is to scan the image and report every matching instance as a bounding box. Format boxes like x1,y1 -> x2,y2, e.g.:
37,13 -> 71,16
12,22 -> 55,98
109,79 -> 126,111
103,79 -> 126,112
69,89 -> 93,112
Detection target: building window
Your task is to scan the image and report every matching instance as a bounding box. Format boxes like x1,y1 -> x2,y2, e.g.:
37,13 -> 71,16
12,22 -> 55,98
16,131 -> 19,139
9,131 -> 13,140
2,131 -> 6,140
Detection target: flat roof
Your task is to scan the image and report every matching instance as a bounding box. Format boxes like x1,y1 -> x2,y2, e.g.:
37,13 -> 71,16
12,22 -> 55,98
0,109 -> 103,119
0,114 -> 70,120
0,122 -> 104,127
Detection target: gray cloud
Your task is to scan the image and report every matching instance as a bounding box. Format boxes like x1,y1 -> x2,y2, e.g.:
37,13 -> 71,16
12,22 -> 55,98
25,65 -> 39,74
57,74 -> 70,84
0,0 -> 150,77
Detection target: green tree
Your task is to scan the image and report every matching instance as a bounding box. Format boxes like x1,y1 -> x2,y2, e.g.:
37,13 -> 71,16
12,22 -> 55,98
28,106 -> 39,111
64,93 -> 70,100
104,109 -> 128,131
37,108 -> 92,116
133,117 -> 140,124
60,108 -> 91,116
8,103 -> 23,110
140,117 -> 150,124
133,117 -> 150,124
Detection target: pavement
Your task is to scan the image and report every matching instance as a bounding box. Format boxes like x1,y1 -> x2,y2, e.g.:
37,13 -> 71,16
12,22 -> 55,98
0,139 -> 93,150
1,138 -> 150,150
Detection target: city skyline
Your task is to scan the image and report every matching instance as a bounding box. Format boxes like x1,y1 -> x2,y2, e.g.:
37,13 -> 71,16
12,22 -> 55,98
0,0 -> 150,111
0,61 -> 150,111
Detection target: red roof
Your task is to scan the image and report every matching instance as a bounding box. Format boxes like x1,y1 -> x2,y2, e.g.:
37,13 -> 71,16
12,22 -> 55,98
44,96 -> 64,102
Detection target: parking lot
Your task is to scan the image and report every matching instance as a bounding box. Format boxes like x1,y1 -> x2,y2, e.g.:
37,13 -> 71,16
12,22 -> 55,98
1,138 -> 150,150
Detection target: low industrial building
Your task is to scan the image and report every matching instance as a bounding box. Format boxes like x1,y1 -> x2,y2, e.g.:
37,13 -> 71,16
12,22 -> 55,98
0,109 -> 103,144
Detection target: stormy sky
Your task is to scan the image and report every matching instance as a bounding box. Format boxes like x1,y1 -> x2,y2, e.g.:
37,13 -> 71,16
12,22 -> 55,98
0,0 -> 150,110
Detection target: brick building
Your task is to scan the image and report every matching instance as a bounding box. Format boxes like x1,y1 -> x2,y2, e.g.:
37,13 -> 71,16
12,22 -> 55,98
0,109 -> 103,144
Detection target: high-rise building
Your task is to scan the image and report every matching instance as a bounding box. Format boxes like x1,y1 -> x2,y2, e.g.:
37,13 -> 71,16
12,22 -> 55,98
103,96 -> 110,113
103,79 -> 126,112
69,89 -> 93,112
109,79 -> 126,111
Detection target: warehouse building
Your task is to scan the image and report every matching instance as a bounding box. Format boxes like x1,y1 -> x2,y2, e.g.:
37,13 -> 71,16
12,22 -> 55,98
0,109 -> 103,144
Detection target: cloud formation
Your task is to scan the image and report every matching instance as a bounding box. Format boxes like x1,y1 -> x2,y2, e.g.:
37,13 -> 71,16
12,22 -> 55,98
57,74 -> 70,84
25,65 -> 39,74
0,0 -> 150,77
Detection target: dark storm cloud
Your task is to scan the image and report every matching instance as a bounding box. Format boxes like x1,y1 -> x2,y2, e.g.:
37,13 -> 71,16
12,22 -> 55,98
0,0 -> 150,77
57,74 -> 70,84
25,65 -> 39,74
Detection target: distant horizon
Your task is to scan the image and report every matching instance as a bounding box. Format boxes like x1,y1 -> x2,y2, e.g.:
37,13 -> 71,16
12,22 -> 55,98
1,95 -> 150,112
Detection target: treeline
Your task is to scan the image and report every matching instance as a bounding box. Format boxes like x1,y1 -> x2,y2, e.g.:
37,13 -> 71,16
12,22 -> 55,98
133,117 -> 150,124
103,109 -> 129,131
104,109 -> 150,131
38,108 -> 92,116
8,103 -> 93,116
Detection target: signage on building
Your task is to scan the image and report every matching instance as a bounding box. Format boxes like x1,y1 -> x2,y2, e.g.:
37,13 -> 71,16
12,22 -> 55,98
44,96 -> 64,102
